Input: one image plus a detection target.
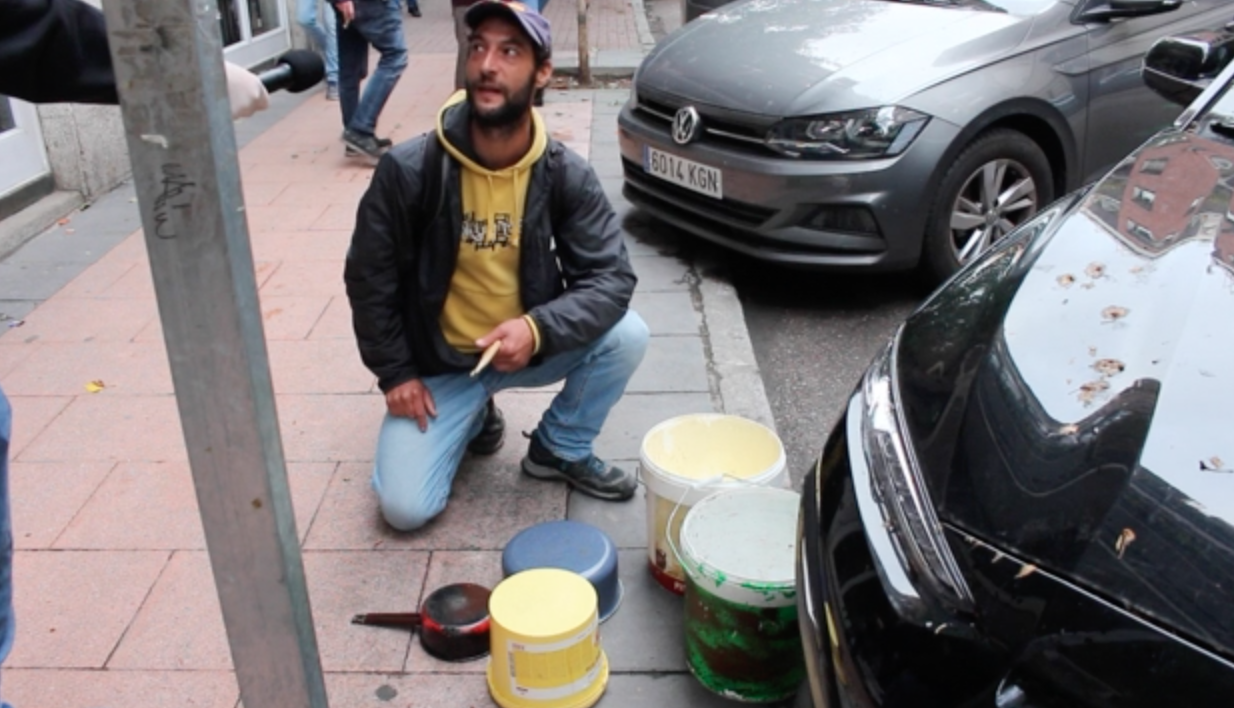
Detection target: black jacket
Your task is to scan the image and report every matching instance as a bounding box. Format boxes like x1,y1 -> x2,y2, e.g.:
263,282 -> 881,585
0,0 -> 119,104
343,103 -> 637,392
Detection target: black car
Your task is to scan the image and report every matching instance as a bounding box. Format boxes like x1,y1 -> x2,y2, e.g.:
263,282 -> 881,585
795,30 -> 1234,708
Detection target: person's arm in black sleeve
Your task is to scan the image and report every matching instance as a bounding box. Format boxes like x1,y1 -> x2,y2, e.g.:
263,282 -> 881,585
527,152 -> 637,356
0,0 -> 119,104
343,143 -> 423,392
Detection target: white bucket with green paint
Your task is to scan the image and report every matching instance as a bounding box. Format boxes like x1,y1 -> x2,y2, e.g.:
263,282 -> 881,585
679,486 -> 803,703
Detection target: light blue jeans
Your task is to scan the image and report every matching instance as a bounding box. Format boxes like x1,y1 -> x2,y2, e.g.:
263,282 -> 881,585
372,311 -> 649,531
296,0 -> 339,86
0,385 -> 12,708
335,0 -> 408,137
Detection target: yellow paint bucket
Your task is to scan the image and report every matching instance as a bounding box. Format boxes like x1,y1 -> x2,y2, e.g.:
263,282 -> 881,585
639,414 -> 786,593
487,568 -> 609,708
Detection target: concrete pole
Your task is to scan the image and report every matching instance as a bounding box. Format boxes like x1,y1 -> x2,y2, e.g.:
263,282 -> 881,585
98,2 -> 328,706
577,0 -> 591,85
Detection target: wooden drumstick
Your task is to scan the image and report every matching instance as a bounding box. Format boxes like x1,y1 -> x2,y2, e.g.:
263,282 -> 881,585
470,341 -> 502,378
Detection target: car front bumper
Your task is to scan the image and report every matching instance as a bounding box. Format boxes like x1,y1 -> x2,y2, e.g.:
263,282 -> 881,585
617,98 -> 960,272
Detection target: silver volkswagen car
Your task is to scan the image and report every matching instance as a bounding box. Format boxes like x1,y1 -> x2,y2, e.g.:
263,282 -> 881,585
618,0 -> 1232,281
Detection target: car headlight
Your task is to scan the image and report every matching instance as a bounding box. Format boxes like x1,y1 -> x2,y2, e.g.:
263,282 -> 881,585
851,331 -> 974,618
766,106 -> 929,159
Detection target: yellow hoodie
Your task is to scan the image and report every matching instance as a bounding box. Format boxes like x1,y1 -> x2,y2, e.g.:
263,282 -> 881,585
435,91 -> 547,354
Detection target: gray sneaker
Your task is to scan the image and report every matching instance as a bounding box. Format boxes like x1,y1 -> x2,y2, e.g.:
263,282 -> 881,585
325,82 -> 339,101
521,431 -> 636,501
343,131 -> 392,161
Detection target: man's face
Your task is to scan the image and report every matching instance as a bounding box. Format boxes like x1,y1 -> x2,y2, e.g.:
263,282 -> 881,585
465,16 -> 548,128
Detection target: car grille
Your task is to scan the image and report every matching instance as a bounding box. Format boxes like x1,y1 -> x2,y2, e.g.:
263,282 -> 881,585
634,95 -> 775,156
622,157 -> 776,227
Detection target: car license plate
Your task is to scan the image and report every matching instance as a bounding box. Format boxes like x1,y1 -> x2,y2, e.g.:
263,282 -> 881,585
643,146 -> 722,199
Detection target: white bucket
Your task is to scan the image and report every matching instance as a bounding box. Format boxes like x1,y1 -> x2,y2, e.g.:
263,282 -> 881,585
638,414 -> 786,594
679,487 -> 803,702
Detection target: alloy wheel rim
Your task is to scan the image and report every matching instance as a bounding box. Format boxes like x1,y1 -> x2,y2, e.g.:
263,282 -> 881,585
948,158 -> 1039,265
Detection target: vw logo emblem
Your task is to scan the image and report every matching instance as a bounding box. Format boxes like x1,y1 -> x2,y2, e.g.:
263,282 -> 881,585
672,106 -> 701,145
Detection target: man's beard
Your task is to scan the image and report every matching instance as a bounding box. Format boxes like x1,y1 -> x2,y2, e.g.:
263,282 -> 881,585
466,75 -> 536,130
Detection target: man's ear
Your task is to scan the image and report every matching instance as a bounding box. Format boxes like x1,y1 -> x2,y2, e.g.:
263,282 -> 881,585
535,59 -> 553,89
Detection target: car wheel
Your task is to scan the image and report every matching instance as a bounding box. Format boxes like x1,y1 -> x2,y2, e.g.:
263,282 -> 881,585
923,129 -> 1053,283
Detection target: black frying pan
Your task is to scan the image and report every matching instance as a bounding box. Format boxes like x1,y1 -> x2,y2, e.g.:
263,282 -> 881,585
351,582 -> 491,662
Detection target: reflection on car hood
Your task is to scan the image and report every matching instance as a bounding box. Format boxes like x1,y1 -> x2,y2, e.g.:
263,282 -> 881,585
896,128 -> 1234,658
636,0 -> 1027,116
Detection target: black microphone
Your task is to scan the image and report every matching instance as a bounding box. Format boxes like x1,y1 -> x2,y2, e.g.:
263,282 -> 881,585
256,50 -> 326,93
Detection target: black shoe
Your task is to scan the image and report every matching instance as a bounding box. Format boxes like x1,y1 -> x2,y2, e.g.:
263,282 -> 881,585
343,129 -> 391,161
522,431 -> 636,501
466,399 -> 505,455
408,5 -> 421,16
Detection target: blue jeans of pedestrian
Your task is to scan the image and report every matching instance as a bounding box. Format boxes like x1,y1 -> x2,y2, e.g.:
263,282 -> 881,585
297,0 -> 339,85
0,386 -> 13,708
334,0 -> 408,137
372,311 -> 649,531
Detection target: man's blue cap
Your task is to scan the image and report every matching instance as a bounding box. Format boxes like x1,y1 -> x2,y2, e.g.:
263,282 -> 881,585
465,0 -> 553,60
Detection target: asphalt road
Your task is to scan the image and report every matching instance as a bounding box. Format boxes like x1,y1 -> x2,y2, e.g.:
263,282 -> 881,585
731,260 -> 929,486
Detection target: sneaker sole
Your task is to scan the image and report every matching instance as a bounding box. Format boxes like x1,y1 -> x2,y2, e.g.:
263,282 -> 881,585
344,147 -> 381,165
521,458 -> 635,501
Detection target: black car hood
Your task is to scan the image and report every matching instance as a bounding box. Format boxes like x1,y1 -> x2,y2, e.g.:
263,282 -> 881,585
896,127 -> 1234,658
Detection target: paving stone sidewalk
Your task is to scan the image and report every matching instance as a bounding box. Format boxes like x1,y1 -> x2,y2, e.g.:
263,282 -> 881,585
0,5 -> 778,708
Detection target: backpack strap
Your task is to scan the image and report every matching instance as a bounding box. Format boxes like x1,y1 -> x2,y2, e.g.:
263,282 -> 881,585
420,133 -> 448,224
547,138 -> 567,232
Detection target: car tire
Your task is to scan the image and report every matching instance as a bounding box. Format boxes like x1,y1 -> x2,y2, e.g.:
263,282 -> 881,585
922,129 -> 1053,283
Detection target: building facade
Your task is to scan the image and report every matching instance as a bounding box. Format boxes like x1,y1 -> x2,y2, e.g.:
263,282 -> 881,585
0,0 -> 307,229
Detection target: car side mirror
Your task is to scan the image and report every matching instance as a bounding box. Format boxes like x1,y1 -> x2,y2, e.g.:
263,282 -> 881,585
1142,31 -> 1234,107
1076,0 -> 1182,23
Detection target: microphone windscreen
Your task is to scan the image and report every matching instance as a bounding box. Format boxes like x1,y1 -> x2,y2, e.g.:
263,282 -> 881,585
276,50 -> 326,93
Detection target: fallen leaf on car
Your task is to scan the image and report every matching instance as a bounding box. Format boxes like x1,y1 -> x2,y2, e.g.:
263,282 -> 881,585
1086,262 -> 1106,279
1093,359 -> 1125,377
1057,274 -> 1075,287
1078,379 -> 1109,405
1200,457 -> 1229,473
57,217 -> 71,226
1101,305 -> 1129,321
1015,564 -> 1038,579
1088,346 -> 1098,356
85,380 -> 106,393
1115,528 -> 1136,559
1129,265 -> 1144,274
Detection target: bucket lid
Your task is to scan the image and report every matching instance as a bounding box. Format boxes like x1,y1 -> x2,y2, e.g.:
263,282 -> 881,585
680,487 -> 800,590
640,414 -> 784,484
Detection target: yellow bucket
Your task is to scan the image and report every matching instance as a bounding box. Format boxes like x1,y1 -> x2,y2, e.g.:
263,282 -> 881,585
487,568 -> 609,708
639,414 -> 786,593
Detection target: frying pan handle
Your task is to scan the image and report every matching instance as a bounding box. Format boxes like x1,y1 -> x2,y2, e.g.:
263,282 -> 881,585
351,612 -> 423,629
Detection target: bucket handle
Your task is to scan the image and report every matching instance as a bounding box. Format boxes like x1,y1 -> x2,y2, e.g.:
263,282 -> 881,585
663,473 -> 770,575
